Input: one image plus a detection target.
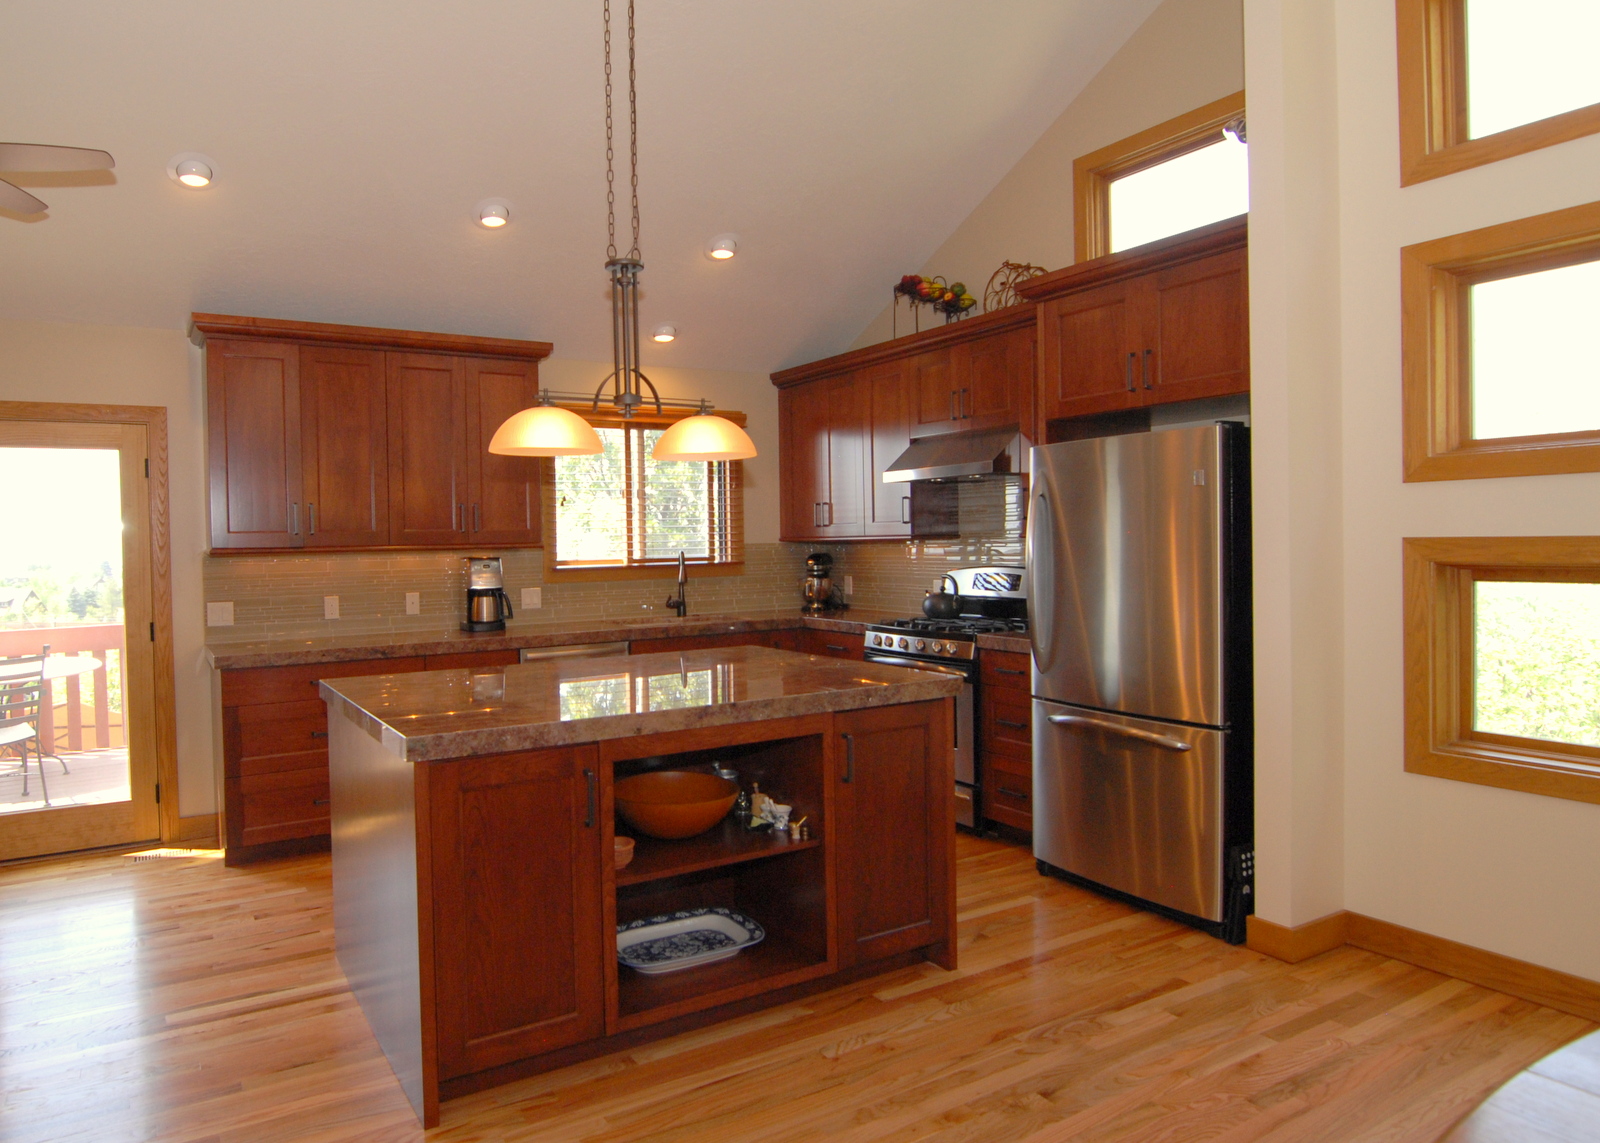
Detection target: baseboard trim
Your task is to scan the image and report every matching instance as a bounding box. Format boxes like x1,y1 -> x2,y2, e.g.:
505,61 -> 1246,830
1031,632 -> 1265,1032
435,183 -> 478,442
1346,913 -> 1600,1025
176,813 -> 219,847
1248,909 -> 1600,1023
1246,911 -> 1350,963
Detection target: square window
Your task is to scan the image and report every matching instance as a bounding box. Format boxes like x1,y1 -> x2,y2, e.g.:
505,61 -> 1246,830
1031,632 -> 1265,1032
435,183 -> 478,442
1474,579 -> 1600,748
1465,0 -> 1600,139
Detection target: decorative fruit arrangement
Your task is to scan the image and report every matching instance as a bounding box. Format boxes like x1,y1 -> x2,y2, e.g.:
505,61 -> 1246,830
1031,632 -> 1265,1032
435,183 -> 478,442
895,274 -> 978,317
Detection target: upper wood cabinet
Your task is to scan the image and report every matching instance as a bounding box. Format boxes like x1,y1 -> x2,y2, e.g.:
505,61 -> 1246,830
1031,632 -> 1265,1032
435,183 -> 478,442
1023,217 -> 1248,428
772,307 -> 1035,544
196,315 -> 550,552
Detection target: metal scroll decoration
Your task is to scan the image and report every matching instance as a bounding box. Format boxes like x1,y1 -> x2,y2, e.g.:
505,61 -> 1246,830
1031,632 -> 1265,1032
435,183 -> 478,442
983,261 -> 1048,312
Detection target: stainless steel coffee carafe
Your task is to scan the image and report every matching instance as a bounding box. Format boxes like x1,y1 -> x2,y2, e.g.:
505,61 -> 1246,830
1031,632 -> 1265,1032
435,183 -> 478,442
462,556 -> 514,632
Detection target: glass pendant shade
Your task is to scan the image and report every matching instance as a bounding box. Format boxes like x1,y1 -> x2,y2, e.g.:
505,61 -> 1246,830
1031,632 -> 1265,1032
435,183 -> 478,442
488,404 -> 604,456
651,414 -> 757,461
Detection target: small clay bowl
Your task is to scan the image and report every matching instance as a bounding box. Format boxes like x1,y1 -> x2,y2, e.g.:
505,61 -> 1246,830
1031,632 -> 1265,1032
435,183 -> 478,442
614,770 -> 738,840
614,836 -> 636,870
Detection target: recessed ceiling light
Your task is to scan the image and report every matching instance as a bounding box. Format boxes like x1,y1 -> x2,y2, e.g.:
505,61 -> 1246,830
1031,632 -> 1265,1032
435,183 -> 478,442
705,233 -> 739,260
476,199 -> 512,228
166,152 -> 216,188
652,324 -> 677,343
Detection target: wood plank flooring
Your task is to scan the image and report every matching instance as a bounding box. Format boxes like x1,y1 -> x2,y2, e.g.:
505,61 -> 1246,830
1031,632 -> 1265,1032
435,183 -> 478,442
0,834 -> 1590,1142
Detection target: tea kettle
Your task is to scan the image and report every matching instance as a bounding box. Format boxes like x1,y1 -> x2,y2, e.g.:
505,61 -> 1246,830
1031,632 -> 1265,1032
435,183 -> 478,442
922,574 -> 962,620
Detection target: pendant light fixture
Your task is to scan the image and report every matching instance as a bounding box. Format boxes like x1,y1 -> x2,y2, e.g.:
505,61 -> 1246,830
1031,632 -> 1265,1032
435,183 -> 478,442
487,0 -> 755,461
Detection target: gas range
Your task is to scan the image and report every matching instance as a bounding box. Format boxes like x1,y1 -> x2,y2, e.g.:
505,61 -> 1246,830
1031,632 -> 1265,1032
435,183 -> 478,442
862,617 -> 1028,662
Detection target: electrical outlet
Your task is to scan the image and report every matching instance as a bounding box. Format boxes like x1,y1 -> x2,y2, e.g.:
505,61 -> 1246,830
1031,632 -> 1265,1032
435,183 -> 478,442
404,592 -> 420,616
843,575 -> 854,596
206,601 -> 234,627
323,595 -> 340,620
522,587 -> 542,609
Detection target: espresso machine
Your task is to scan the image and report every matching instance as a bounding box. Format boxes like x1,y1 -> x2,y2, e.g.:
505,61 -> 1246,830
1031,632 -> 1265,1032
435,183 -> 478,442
462,556 -> 514,632
801,552 -> 843,614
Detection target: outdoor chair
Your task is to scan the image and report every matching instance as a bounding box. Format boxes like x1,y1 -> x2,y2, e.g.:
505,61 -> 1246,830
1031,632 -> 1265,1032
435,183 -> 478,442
0,646 -> 61,806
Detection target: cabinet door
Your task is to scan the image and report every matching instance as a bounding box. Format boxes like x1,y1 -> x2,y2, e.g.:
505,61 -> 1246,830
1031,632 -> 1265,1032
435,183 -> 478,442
833,701 -> 954,969
1037,279 -> 1140,423
865,361 -> 913,537
299,346 -> 389,547
429,745 -> 604,1079
908,348 -> 959,433
821,377 -> 866,537
1145,248 -> 1249,403
387,352 -> 469,547
956,323 -> 1034,432
779,383 -> 829,541
467,359 -> 543,546
206,339 -> 304,549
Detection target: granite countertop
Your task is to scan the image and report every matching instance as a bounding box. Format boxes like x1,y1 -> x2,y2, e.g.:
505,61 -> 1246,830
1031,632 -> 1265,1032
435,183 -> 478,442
320,644 -> 962,761
205,609 -> 905,670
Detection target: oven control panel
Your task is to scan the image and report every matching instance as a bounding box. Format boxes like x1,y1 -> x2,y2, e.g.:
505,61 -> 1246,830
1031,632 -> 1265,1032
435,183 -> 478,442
862,630 -> 977,661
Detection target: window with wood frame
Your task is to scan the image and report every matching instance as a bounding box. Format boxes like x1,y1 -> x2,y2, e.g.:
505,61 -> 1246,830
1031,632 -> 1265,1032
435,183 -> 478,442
1405,536 -> 1600,804
1072,90 -> 1247,263
1397,0 -> 1600,185
1402,200 -> 1600,481
548,409 -> 743,576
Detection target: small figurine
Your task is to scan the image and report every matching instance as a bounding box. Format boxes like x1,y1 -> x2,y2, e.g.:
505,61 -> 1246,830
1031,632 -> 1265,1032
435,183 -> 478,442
749,783 -> 773,822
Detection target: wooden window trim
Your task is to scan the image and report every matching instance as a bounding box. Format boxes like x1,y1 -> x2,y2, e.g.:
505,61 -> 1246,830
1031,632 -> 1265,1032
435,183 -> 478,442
1397,0 -> 1600,186
1072,90 -> 1246,264
1404,536 -> 1600,805
543,406 -> 746,583
1402,199 -> 1600,482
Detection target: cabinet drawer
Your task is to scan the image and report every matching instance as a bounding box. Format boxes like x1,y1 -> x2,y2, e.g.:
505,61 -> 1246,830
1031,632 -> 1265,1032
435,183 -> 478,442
983,772 -> 1033,831
220,656 -> 428,706
798,628 -> 864,660
979,650 -> 1030,690
981,690 -> 1032,754
423,650 -> 521,671
231,768 -> 331,847
233,699 -> 328,758
984,745 -> 1031,780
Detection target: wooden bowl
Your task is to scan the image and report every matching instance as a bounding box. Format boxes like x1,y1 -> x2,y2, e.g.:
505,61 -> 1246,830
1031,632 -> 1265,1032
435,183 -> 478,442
614,836 -> 636,870
614,770 -> 738,840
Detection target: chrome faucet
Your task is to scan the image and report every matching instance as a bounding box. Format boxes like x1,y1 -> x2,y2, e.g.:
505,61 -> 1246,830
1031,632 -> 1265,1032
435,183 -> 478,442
666,551 -> 688,617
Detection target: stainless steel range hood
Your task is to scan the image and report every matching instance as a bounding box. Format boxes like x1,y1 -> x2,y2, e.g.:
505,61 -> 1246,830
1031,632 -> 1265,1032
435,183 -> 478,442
882,425 -> 1021,483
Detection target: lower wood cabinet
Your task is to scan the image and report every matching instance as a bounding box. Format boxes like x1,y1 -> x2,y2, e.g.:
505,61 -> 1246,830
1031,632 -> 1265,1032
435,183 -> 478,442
832,701 -> 954,969
427,745 -> 605,1078
978,648 -> 1033,832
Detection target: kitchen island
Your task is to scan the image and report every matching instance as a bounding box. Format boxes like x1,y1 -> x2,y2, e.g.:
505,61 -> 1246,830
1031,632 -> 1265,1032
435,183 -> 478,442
319,645 -> 960,1126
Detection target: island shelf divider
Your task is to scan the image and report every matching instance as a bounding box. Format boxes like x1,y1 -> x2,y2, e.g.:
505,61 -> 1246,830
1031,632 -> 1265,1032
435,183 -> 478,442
616,819 -> 822,886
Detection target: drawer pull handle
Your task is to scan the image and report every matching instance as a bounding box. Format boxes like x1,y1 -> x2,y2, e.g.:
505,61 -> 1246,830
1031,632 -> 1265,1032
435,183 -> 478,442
842,733 -> 855,783
995,719 -> 1027,729
997,786 -> 1028,800
992,667 -> 1026,676
583,767 -> 597,828
825,644 -> 847,653
312,798 -> 330,806
310,730 -> 329,739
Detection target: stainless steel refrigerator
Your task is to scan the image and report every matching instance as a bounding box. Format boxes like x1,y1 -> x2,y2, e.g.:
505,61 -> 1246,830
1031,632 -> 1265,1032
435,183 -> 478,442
1026,423 -> 1253,943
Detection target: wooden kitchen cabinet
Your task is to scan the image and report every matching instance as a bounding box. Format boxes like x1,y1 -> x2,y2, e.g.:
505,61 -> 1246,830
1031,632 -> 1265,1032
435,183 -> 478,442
978,648 -> 1033,832
832,700 -> 954,969
195,314 -> 551,553
908,321 -> 1033,437
428,744 -> 605,1078
1024,217 -> 1247,429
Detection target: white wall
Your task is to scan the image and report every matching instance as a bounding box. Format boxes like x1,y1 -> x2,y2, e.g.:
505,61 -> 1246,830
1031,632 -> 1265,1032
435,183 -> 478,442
1247,0 -> 1600,979
851,0 -> 1246,349
0,320 -> 214,817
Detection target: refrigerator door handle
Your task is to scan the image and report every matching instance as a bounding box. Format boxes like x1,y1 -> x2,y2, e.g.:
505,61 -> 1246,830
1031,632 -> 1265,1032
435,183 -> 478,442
1046,713 -> 1194,752
1026,489 -> 1054,670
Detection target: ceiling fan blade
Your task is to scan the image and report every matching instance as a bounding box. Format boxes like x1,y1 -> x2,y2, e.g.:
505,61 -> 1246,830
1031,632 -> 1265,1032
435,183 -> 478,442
0,142 -> 115,172
0,178 -> 48,214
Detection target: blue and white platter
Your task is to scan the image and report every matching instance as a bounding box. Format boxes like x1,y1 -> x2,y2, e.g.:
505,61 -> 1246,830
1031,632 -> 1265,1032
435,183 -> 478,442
616,907 -> 766,975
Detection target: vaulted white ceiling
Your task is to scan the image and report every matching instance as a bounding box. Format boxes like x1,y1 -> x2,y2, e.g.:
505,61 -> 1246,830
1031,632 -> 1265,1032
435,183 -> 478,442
2,1 -> 1159,374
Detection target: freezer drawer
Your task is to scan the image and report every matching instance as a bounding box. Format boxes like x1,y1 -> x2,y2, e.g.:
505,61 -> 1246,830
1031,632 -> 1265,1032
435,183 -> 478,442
1032,699 -> 1225,922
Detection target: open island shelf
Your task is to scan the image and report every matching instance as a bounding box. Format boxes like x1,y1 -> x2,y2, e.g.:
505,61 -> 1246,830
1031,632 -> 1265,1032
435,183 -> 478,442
617,817 -> 821,886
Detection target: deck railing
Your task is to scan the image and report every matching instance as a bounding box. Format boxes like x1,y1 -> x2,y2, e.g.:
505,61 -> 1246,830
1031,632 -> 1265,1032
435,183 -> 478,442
0,623 -> 126,753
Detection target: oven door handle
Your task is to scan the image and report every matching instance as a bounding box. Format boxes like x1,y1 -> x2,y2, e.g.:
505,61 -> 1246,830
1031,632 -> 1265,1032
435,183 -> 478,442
865,655 -> 970,678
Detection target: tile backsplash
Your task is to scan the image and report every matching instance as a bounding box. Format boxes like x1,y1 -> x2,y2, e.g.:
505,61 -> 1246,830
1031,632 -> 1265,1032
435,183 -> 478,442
202,479 -> 1027,641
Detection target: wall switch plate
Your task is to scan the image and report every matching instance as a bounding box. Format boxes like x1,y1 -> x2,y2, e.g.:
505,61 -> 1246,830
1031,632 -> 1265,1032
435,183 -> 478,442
843,575 -> 854,596
404,592 -> 420,616
522,587 -> 542,609
323,595 -> 340,620
206,601 -> 234,627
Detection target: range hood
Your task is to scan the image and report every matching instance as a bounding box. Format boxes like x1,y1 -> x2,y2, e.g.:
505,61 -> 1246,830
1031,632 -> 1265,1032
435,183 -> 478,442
882,425 -> 1020,483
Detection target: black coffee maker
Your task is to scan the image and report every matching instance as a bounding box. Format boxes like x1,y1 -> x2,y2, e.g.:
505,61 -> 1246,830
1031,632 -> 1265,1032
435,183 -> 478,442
462,556 -> 514,632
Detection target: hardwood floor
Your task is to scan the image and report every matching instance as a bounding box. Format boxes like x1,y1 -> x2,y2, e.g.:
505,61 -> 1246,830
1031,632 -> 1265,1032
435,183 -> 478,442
0,835 -> 1590,1142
